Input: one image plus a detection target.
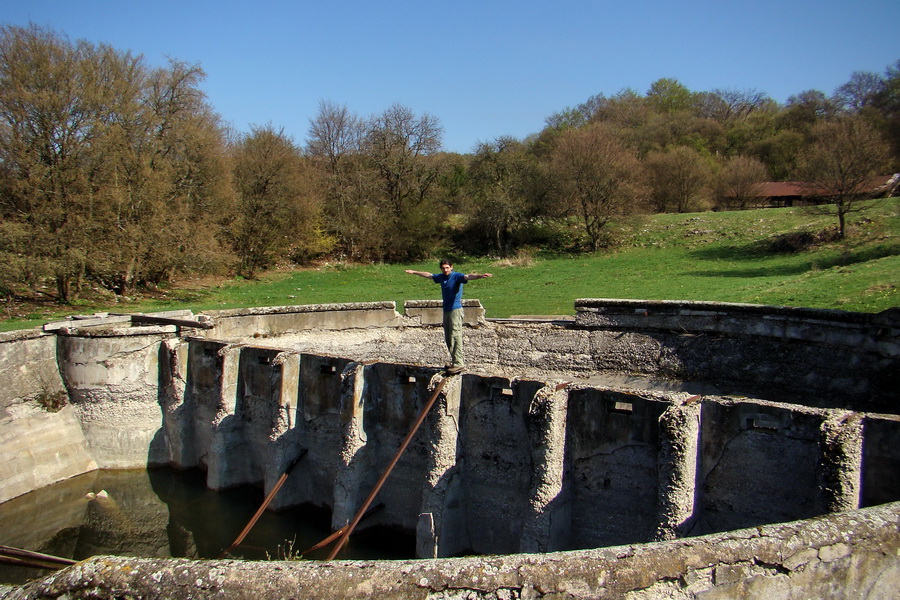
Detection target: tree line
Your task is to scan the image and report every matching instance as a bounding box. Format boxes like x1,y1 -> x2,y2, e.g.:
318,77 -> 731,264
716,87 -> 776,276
1,24 -> 897,303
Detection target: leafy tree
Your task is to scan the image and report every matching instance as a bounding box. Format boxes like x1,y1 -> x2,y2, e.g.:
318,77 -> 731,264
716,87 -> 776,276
779,90 -> 838,133
0,24 -> 110,300
429,151 -> 469,215
228,126 -> 322,278
0,24 -> 232,300
714,155 -> 768,210
92,59 -> 233,293
646,78 -> 694,114
465,137 -> 534,255
636,111 -> 726,156
644,146 -> 713,213
797,117 -> 891,238
544,106 -> 591,132
551,123 -> 644,250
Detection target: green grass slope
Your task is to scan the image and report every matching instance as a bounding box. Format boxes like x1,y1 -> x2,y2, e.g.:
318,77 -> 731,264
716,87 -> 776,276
2,199 -> 897,331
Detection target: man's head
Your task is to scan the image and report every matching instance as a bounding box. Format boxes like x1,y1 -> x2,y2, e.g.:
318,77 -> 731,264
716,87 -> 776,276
439,259 -> 453,275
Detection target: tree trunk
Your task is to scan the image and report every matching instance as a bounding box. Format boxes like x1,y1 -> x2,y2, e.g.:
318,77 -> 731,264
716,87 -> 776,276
56,275 -> 71,304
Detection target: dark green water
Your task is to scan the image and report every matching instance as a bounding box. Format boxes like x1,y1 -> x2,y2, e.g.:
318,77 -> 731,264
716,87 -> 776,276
0,467 -> 414,585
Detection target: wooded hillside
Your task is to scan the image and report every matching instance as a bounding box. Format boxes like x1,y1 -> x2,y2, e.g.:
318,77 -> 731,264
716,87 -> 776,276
1,24 -> 897,304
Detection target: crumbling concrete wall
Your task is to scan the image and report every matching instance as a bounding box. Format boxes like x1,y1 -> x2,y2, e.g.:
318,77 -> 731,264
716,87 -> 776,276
56,325 -> 176,469
152,352 -> 900,559
574,299 -> 899,411
4,501 -> 898,600
205,301 -> 403,339
0,330 -> 96,502
1,300 -> 898,597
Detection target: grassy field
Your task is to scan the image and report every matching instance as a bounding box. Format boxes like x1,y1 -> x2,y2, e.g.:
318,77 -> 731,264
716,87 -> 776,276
1,199 -> 897,332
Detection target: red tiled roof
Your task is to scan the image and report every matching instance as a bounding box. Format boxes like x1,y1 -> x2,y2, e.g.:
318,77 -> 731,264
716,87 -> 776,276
755,174 -> 898,198
758,181 -> 807,197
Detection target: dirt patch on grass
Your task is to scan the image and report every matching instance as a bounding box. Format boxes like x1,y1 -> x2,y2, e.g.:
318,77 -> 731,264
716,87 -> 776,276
757,227 -> 842,253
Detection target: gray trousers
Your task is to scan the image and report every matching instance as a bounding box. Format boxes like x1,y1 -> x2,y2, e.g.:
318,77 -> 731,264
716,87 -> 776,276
443,308 -> 464,367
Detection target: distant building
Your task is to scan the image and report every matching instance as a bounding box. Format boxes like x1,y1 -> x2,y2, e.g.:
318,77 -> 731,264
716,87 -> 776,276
731,174 -> 899,208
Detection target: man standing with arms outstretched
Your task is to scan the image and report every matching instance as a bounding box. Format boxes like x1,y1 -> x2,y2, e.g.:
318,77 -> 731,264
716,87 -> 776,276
405,260 -> 493,374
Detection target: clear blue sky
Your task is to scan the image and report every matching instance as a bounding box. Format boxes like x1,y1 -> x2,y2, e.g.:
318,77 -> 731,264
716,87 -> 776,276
3,0 -> 899,154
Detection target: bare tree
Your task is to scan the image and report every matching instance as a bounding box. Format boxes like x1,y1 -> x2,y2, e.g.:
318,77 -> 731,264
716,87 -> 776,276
798,117 -> 891,238
365,104 -> 442,214
306,100 -> 363,170
363,103 -> 443,259
551,123 -> 644,250
715,155 -> 768,210
306,100 -> 369,257
695,88 -> 771,123
833,71 -> 883,113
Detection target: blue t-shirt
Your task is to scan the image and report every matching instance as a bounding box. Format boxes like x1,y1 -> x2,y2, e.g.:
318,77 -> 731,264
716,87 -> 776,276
432,271 -> 466,311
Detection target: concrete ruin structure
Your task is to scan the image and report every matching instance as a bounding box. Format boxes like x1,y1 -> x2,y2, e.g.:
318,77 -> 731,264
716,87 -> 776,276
0,298 -> 898,599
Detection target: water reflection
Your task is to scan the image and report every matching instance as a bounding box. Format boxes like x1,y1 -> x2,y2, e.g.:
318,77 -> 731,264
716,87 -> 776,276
0,467 -> 414,585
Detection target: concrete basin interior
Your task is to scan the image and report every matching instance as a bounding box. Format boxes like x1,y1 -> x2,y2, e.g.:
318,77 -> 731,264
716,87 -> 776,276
0,298 -> 897,599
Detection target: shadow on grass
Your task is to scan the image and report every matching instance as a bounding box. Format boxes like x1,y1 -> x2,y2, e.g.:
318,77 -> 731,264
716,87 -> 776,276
686,238 -> 900,279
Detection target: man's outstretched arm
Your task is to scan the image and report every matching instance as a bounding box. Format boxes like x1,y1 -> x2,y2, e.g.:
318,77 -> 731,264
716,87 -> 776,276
405,269 -> 432,278
465,273 -> 493,281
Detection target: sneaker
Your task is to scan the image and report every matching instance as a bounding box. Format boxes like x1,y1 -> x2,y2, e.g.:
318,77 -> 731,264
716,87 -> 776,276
445,365 -> 465,375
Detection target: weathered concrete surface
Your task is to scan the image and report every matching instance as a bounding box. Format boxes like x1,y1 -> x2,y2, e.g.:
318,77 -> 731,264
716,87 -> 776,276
56,326 -> 174,470
0,330 -> 96,502
204,301 -> 403,339
3,501 -> 897,600
405,299 -> 486,325
0,329 -> 65,415
0,406 -> 98,504
1,299 -> 898,598
575,298 -> 899,411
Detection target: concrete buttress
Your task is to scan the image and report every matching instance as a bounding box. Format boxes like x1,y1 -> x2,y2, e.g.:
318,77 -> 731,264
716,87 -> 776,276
332,362 -> 368,530
520,381 -> 570,553
418,373 -> 461,558
656,400 -> 701,540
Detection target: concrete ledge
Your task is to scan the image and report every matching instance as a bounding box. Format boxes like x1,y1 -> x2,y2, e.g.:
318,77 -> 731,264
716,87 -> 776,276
7,501 -> 898,600
575,298 -> 899,357
203,302 -> 402,338
404,299 -> 485,325
0,328 -> 48,344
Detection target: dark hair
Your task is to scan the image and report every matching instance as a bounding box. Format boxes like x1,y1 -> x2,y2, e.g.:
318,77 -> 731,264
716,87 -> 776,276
439,259 -> 452,267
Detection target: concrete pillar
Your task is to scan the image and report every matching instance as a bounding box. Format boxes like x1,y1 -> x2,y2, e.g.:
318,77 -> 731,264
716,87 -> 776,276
206,344 -> 243,490
818,411 -> 863,512
331,362 -> 368,530
520,382 -> 570,553
656,398 -> 701,540
265,351 -> 303,511
417,373 -> 462,558
157,338 -> 189,466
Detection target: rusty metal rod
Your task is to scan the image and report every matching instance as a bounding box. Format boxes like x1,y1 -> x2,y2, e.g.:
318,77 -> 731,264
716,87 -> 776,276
300,504 -> 383,556
325,376 -> 449,560
0,545 -> 76,570
219,448 -> 308,558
